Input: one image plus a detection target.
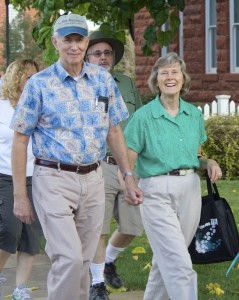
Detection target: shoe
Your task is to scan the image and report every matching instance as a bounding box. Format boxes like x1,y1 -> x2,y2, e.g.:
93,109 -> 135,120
89,282 -> 110,300
104,262 -> 123,289
0,276 -> 6,300
12,284 -> 32,300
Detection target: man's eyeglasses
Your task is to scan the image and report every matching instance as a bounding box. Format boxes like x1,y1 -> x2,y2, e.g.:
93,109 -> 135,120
86,50 -> 113,58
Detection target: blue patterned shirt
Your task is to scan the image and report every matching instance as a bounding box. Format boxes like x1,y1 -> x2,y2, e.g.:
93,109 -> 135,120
10,61 -> 129,165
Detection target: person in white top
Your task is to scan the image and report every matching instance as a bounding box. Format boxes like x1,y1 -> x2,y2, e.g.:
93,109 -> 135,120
0,59 -> 42,300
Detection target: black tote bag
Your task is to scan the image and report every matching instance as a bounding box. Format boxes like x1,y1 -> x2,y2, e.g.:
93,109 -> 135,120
188,174 -> 239,264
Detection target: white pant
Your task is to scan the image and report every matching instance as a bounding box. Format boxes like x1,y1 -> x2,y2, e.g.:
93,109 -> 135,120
139,173 -> 201,300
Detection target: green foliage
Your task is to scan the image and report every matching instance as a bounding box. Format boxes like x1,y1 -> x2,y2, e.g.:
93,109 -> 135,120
202,116 -> 239,180
10,0 -> 185,65
0,12 -> 45,71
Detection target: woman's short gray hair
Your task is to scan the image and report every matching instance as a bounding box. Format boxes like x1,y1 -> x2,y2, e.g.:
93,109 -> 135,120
147,52 -> 191,96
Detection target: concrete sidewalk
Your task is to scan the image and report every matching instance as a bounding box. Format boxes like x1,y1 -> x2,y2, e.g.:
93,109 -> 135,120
2,254 -> 144,299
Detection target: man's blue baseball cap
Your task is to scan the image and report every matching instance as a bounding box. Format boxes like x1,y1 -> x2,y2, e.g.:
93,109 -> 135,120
53,14 -> 88,37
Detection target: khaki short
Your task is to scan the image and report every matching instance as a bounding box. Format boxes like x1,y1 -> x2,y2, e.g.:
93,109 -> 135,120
101,161 -> 143,236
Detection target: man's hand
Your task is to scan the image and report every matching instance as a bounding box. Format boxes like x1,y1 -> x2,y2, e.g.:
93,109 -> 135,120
14,196 -> 35,224
124,176 -> 144,206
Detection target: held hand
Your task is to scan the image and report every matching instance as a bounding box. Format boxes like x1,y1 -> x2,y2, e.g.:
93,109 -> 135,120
124,176 -> 144,206
207,159 -> 222,182
13,195 -> 35,224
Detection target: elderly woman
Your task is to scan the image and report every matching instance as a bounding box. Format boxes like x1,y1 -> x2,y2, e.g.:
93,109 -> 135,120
0,59 -> 42,300
124,52 -> 222,300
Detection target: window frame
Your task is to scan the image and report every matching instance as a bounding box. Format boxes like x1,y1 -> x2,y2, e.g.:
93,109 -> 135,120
179,11 -> 184,58
230,0 -> 239,72
205,0 -> 217,74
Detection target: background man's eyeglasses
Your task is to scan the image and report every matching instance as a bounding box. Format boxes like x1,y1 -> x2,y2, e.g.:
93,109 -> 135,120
86,50 -> 113,58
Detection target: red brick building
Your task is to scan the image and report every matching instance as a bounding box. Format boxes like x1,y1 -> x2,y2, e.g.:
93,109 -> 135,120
0,0 -> 36,73
134,0 -> 239,104
1,1 -> 238,104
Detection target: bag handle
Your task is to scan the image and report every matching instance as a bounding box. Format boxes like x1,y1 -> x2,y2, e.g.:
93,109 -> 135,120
206,172 -> 220,199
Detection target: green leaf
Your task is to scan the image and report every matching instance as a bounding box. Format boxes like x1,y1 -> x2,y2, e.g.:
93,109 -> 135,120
157,30 -> 174,47
168,0 -> 178,5
150,6 -> 169,27
43,38 -> 59,65
146,0 -> 166,11
142,41 -> 154,56
37,25 -> 52,48
176,0 -> 185,11
36,0 -> 46,10
143,25 -> 157,44
168,0 -> 185,11
115,31 -> 126,45
72,3 -> 90,15
169,11 -> 181,32
46,0 -> 55,10
54,0 -> 65,10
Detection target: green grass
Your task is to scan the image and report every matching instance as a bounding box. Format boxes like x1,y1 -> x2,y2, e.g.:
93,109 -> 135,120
111,180 -> 239,299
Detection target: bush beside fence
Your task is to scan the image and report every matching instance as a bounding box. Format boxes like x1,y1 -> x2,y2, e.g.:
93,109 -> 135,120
202,115 -> 239,180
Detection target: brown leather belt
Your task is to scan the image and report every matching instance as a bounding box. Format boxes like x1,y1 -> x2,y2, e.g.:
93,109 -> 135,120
35,158 -> 100,174
164,169 -> 195,176
103,155 -> 117,165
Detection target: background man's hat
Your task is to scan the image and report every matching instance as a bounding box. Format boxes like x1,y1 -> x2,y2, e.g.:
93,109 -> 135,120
54,14 -> 88,37
88,31 -> 124,65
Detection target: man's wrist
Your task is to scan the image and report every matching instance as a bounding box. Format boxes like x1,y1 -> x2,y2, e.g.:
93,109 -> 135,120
123,171 -> 133,181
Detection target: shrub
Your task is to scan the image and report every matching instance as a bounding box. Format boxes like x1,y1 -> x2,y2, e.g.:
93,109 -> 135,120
202,116 -> 239,180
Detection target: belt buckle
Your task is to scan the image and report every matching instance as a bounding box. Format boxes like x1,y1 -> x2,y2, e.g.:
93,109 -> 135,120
76,165 -> 81,174
106,156 -> 114,164
179,169 -> 187,176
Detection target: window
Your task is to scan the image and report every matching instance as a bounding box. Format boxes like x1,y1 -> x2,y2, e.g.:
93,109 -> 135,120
205,0 -> 217,73
230,0 -> 239,72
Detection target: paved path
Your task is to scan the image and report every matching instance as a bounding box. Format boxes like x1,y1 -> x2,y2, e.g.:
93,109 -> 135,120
2,254 -> 144,299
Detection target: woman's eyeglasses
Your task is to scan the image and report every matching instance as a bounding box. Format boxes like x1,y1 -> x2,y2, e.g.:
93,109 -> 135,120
86,50 -> 113,58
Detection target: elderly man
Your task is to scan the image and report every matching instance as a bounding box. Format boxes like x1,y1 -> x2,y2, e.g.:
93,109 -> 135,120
85,31 -> 144,300
10,14 -> 143,300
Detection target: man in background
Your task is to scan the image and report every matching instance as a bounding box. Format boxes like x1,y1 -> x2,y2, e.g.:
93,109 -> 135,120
85,31 -> 144,300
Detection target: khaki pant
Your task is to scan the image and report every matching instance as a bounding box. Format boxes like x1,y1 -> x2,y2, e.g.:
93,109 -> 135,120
139,173 -> 201,300
101,161 -> 143,236
32,165 -> 105,300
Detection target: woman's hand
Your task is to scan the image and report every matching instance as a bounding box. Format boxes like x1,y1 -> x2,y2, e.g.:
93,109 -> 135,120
207,159 -> 222,182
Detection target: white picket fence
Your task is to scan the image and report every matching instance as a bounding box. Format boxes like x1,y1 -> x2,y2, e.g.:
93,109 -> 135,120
196,95 -> 239,120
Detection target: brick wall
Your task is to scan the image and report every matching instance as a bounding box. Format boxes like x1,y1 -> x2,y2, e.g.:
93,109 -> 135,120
134,0 -> 239,103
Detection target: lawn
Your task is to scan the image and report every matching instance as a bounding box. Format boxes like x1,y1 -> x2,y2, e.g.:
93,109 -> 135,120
112,179 -> 239,299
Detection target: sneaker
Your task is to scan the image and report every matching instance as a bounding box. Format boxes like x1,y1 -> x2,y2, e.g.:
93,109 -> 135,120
0,276 -> 6,299
12,284 -> 32,300
89,282 -> 110,300
104,262 -> 123,289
